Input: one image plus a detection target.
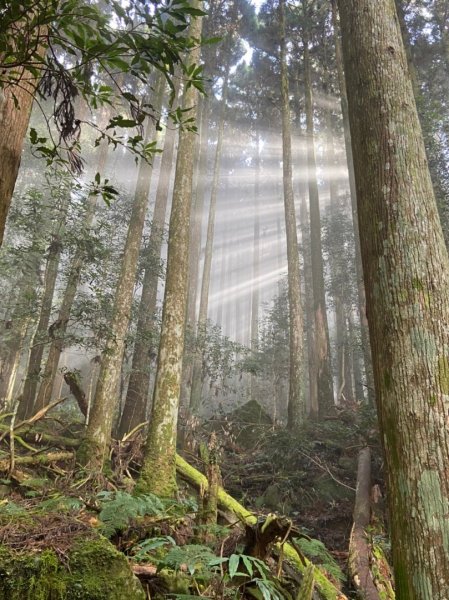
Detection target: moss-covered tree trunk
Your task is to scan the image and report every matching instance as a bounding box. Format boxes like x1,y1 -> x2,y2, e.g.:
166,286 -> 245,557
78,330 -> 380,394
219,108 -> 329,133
338,0 -> 449,596
303,24 -> 333,417
331,0 -> 374,404
34,138 -> 109,412
189,60 -> 230,413
77,75 -> 165,470
280,0 -> 304,429
118,85 -> 179,438
136,6 -> 203,496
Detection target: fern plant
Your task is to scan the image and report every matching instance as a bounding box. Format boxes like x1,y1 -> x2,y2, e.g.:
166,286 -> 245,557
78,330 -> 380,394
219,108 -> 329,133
97,491 -> 165,537
293,537 -> 344,583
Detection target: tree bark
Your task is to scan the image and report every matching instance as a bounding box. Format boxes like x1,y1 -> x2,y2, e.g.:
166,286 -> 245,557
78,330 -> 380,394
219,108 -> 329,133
279,0 -> 304,430
136,6 -> 203,497
303,26 -> 334,417
34,137 -> 109,412
338,0 -> 449,596
118,84 -> 179,438
77,74 -> 165,470
17,231 -> 64,420
189,59 -> 231,413
0,28 -> 46,245
348,447 -> 380,600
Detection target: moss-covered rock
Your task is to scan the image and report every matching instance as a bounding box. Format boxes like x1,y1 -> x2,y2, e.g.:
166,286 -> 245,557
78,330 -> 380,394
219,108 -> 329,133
0,537 -> 145,600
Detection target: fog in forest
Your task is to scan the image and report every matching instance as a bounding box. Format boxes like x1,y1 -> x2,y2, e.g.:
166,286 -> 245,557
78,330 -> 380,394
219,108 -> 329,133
1,0 -> 449,598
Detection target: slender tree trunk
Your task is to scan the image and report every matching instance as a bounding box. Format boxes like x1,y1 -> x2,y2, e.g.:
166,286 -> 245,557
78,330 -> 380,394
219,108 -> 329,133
77,74 -> 165,470
338,0 -> 449,596
250,136 -> 261,402
190,61 -> 230,413
34,139 -> 109,411
118,87 -> 179,437
300,195 -> 318,417
136,6 -> 203,496
331,0 -> 374,404
18,230 -> 64,419
280,0 -> 304,429
303,28 -> 334,416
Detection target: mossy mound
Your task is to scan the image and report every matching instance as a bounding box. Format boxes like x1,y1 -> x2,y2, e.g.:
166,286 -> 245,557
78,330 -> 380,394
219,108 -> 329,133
0,536 -> 145,600
210,400 -> 273,449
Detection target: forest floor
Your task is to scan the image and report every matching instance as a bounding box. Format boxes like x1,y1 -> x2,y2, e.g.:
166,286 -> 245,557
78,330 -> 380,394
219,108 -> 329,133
0,400 -> 386,599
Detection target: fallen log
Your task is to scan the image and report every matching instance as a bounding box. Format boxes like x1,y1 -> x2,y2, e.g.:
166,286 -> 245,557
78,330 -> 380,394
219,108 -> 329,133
175,454 -> 346,600
348,447 -> 382,600
0,450 -> 74,472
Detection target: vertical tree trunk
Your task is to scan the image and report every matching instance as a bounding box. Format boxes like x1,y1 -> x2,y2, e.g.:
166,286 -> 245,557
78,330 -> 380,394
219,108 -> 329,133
300,195 -> 318,417
0,29 -> 46,245
250,135 -> 261,402
338,0 -> 449,596
136,6 -> 203,496
190,61 -> 231,413
303,27 -> 335,416
331,0 -> 374,404
18,229 -> 65,419
34,138 -> 109,411
77,74 -> 165,470
118,86 -> 179,437
280,0 -> 304,430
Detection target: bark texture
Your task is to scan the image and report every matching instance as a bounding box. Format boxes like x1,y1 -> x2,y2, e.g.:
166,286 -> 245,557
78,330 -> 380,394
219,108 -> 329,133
339,0 -> 449,597
331,0 -> 375,404
118,86 -> 179,438
280,0 -> 304,429
77,75 -> 165,470
303,29 -> 334,416
136,6 -> 203,496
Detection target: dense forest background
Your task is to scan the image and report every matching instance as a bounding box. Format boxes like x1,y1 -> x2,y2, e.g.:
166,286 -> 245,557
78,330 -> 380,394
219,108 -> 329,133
0,0 -> 448,599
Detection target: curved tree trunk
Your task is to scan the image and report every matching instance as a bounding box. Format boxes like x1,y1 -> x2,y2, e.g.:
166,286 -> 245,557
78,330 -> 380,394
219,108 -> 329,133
77,75 -> 165,470
280,0 -> 304,430
136,5 -> 203,496
303,25 -> 334,417
118,86 -> 179,438
338,0 -> 449,596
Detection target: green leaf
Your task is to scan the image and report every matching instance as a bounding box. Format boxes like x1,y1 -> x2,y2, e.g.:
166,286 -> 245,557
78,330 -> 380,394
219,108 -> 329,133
228,554 -> 240,579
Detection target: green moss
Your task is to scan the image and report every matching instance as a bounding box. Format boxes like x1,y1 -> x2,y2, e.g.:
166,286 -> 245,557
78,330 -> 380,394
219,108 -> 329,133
0,538 -> 145,600
437,355 -> 449,394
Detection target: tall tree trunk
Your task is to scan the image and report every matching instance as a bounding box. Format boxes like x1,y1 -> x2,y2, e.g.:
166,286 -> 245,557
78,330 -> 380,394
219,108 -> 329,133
300,195 -> 318,417
280,0 -> 304,430
338,0 -> 449,596
190,61 -> 230,413
136,6 -> 203,496
331,0 -> 374,404
77,74 -> 165,470
303,27 -> 334,416
18,230 -> 64,419
118,87 -> 179,438
0,28 -> 46,245
250,136 -> 261,402
34,138 -> 109,411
